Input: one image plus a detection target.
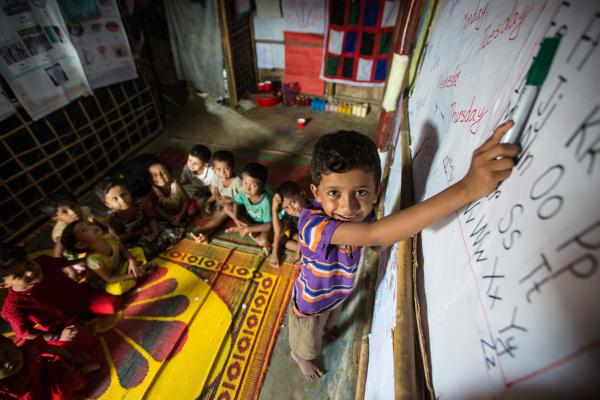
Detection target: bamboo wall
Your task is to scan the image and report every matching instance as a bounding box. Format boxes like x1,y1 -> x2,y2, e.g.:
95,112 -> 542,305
0,58 -> 162,242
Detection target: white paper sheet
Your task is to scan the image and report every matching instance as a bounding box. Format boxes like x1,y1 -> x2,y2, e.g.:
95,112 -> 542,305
0,0 -> 91,121
281,0 -> 326,34
65,0 -> 137,89
408,0 -> 600,398
256,43 -> 284,69
0,88 -> 15,121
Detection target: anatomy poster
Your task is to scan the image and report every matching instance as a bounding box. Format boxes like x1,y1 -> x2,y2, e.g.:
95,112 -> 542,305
64,0 -> 137,88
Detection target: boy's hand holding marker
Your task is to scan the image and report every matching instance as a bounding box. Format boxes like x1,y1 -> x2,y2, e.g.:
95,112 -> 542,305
459,120 -> 519,200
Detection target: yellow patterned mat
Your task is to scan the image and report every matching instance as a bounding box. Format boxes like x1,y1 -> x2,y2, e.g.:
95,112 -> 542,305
85,239 -> 295,399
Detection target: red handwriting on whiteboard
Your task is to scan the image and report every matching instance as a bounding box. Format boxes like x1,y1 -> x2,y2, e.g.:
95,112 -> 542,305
450,97 -> 489,135
480,2 -> 533,49
438,65 -> 462,89
463,0 -> 490,31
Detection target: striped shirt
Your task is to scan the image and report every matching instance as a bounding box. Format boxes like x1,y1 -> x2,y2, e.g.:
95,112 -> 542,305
293,202 -> 373,315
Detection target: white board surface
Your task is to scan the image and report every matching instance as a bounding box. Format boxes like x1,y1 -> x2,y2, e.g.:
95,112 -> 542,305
408,0 -> 600,398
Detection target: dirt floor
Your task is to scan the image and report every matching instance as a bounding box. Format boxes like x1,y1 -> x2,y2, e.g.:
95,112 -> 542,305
149,93 -> 379,400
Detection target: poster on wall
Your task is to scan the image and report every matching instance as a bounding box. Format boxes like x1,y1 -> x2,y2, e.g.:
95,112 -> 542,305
0,88 -> 15,121
282,0 -> 326,34
253,16 -> 285,69
407,0 -> 600,398
0,0 -> 92,121
63,0 -> 137,89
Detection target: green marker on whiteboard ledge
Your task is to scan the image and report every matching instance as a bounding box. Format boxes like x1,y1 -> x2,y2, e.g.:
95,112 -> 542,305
501,36 -> 562,145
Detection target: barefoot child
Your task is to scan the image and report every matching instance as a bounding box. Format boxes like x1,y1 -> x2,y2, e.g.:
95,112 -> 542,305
180,144 -> 214,211
269,181 -> 309,268
96,177 -> 185,260
148,162 -> 197,225
289,124 -> 518,380
0,244 -> 120,353
190,150 -> 242,243
0,335 -> 99,399
225,162 -> 273,254
61,221 -> 151,295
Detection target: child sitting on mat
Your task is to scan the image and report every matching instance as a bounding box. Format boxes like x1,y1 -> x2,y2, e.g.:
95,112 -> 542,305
40,192 -> 100,258
0,335 -> 100,399
225,162 -> 273,255
148,162 -> 198,226
190,150 -> 242,243
61,221 -> 151,295
269,181 -> 309,268
96,177 -> 184,260
0,244 -> 120,353
180,144 -> 214,211
289,124 -> 518,380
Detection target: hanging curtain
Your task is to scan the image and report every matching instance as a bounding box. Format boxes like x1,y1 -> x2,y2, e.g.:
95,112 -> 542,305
165,0 -> 225,96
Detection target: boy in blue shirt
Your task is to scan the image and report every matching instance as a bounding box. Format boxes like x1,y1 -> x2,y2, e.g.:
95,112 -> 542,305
290,122 -> 518,379
226,162 -> 273,255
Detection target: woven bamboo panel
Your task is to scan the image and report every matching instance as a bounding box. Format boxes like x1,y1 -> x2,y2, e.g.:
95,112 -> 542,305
0,57 -> 162,242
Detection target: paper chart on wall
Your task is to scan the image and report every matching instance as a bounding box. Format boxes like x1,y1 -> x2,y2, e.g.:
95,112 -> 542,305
0,0 -> 91,121
408,0 -> 600,398
282,0 -> 326,34
65,0 -> 137,89
0,88 -> 15,121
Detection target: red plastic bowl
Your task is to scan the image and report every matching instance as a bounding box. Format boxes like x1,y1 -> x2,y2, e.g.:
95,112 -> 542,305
254,95 -> 281,107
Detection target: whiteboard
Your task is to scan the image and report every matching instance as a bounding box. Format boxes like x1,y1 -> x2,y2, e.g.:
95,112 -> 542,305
408,0 -> 600,398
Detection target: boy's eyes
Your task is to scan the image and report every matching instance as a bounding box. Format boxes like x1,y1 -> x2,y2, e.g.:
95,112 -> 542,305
327,190 -> 340,197
355,190 -> 368,196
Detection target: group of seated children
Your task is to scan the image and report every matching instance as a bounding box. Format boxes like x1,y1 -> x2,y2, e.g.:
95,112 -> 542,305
1,122 -> 518,391
0,142 -> 312,396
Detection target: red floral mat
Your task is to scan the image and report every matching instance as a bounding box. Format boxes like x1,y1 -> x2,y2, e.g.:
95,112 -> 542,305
156,148 -> 311,248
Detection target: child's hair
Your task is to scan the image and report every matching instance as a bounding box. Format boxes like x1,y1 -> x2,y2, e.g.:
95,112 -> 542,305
0,244 -> 26,276
190,145 -> 211,163
95,176 -> 126,202
60,221 -> 82,253
149,161 -> 172,174
276,181 -> 301,198
311,130 -> 381,185
212,150 -> 234,166
242,162 -> 268,185
39,192 -> 78,218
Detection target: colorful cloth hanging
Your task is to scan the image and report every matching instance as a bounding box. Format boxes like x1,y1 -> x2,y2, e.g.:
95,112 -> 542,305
321,0 -> 399,86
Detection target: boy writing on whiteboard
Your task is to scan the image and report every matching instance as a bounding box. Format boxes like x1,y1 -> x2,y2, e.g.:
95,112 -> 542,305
290,122 -> 518,379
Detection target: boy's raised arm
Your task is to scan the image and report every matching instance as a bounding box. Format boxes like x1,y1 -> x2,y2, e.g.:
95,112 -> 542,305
331,121 -> 519,247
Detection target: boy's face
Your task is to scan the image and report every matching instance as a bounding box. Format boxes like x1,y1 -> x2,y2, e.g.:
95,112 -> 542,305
53,202 -> 82,224
242,174 -> 264,198
149,164 -> 172,188
73,221 -> 103,248
282,194 -> 306,217
104,184 -> 132,211
0,257 -> 43,292
310,168 -> 380,222
0,338 -> 23,379
187,155 -> 207,175
213,160 -> 233,180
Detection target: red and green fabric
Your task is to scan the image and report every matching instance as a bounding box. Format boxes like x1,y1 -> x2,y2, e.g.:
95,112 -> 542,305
321,0 -> 399,86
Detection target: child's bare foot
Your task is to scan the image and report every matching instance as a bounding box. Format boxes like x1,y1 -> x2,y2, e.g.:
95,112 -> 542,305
290,351 -> 323,380
80,362 -> 101,375
269,254 -> 280,268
